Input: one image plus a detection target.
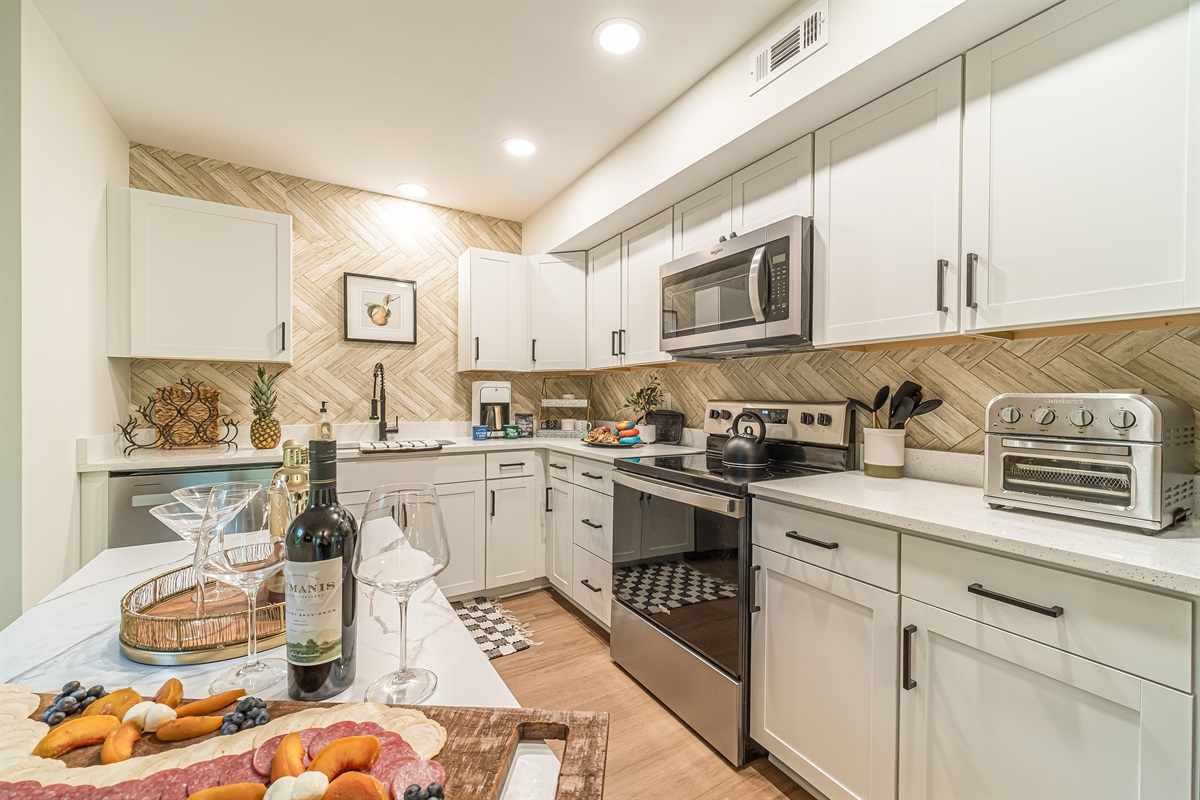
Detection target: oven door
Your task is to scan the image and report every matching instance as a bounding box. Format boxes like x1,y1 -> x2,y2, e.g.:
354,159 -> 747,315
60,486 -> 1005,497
611,471 -> 748,679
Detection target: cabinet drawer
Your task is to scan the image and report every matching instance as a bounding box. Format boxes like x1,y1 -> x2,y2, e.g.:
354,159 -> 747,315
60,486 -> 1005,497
753,501 -> 899,591
485,451 -> 536,479
339,453 -> 484,493
546,454 -> 573,480
572,486 -> 613,560
572,458 -> 613,495
902,534 -> 1193,691
572,545 -> 612,626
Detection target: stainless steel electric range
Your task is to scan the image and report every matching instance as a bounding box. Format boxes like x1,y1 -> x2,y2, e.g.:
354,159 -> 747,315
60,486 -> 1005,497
609,399 -> 854,766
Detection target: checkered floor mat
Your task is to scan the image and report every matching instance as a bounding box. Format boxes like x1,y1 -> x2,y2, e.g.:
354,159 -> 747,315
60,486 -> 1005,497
450,596 -> 539,660
613,560 -> 738,615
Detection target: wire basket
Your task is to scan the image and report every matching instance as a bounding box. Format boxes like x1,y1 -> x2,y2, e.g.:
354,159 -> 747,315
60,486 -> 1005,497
119,543 -> 286,665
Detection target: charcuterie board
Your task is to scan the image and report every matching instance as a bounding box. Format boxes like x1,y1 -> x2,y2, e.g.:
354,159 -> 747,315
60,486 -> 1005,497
21,693 -> 608,800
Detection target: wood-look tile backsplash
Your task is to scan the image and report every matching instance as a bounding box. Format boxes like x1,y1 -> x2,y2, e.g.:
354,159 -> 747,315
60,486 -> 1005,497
128,144 -> 1199,463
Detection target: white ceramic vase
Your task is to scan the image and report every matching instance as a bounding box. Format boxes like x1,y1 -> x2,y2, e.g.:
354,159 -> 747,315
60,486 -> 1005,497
863,428 -> 905,478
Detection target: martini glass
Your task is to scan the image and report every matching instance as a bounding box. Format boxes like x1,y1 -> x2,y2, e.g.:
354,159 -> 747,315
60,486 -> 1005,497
174,481 -> 264,601
149,502 -> 210,616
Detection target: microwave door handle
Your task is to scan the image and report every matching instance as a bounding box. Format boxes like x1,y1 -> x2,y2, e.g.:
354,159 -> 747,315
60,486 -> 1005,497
747,245 -> 768,323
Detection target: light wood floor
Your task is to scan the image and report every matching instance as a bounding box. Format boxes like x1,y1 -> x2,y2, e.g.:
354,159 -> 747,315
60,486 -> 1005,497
492,590 -> 816,800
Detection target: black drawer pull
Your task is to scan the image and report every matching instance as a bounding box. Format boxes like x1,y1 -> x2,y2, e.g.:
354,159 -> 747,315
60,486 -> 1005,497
489,490 -> 496,517
546,487 -> 552,512
902,624 -> 917,690
581,472 -> 603,479
499,462 -> 526,469
549,463 -> 568,470
581,518 -> 603,529
785,530 -> 839,550
968,583 -> 1063,618
751,564 -> 761,614
580,579 -> 602,593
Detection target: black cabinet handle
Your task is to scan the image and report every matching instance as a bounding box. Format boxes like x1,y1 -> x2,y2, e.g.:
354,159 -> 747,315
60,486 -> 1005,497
546,487 -> 552,512
532,339 -> 537,363
499,462 -> 525,469
966,252 -> 979,309
581,472 -> 602,480
968,583 -> 1063,618
619,329 -> 626,355
785,530 -> 839,550
611,330 -> 618,357
490,490 -> 496,517
281,321 -> 287,351
549,463 -> 567,471
580,579 -> 602,593
581,519 -> 602,529
936,259 -> 948,313
902,624 -> 917,690
751,564 -> 761,613
474,336 -> 480,361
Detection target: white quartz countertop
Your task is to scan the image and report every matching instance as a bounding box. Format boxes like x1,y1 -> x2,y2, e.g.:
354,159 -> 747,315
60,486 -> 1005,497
80,436 -> 703,473
750,472 -> 1200,597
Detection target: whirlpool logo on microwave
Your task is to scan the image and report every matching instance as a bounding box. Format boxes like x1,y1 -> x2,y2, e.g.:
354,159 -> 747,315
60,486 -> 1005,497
709,246 -> 723,255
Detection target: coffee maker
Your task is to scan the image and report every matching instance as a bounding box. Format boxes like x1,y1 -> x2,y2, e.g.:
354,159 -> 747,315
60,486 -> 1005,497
471,381 -> 511,437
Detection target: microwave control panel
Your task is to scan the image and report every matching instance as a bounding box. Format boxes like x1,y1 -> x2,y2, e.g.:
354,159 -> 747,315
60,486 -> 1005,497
764,238 -> 790,322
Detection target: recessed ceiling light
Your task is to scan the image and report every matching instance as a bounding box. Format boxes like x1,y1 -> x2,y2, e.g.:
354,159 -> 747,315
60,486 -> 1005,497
503,138 -> 537,157
593,18 -> 644,55
396,183 -> 429,198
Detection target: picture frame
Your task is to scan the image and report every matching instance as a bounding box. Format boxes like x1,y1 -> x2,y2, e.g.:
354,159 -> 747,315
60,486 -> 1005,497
343,272 -> 417,344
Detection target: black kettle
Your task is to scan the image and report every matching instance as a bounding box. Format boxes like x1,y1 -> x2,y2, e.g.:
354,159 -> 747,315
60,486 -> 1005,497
722,412 -> 769,469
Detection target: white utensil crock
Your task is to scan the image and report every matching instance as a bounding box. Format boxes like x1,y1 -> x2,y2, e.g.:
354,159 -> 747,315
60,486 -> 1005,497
864,428 -> 905,478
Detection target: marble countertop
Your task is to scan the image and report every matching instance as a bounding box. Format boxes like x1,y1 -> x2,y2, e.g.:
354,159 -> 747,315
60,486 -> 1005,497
750,472 -> 1200,597
0,540 -> 560,797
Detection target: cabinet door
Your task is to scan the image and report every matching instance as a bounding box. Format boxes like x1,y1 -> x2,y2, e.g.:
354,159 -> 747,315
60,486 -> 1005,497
899,598 -> 1194,800
586,236 -> 623,370
485,476 -> 537,588
530,252 -> 586,371
814,59 -> 963,347
621,208 -> 674,366
962,0 -> 1200,331
751,547 -> 898,800
673,177 -> 733,258
546,477 -> 573,594
124,188 -> 292,363
731,136 -> 814,234
467,249 -> 530,371
433,481 -> 486,598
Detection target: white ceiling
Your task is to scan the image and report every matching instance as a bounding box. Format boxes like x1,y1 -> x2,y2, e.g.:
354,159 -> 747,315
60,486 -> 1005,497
33,0 -> 795,222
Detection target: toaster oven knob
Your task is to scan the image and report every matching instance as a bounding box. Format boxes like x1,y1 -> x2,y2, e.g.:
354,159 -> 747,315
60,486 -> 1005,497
1109,409 -> 1137,429
1068,409 -> 1094,427
1031,407 -> 1055,425
998,405 -> 1021,424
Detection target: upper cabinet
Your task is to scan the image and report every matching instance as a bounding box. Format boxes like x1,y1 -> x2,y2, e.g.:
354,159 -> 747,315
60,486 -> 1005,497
108,187 -> 293,363
814,60 -> 963,347
674,137 -> 814,258
621,209 -> 674,366
458,248 -> 531,371
530,252 -> 587,371
586,236 -> 623,370
961,0 -> 1200,332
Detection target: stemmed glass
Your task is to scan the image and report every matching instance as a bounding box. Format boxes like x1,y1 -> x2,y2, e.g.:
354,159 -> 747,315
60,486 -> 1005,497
148,502 -> 208,615
194,482 -> 289,694
353,483 -> 450,704
174,481 -> 263,602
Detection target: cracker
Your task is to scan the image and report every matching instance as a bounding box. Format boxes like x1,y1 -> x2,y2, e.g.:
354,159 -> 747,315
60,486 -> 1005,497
395,718 -> 446,759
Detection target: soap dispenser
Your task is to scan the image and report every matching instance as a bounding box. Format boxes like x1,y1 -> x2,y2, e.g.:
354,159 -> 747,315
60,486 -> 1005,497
317,401 -> 333,441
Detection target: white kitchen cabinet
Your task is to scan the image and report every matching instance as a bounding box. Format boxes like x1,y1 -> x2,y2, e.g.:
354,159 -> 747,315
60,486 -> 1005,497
485,475 -> 538,588
433,480 -> 486,597
673,178 -> 732,258
898,597 -> 1194,799
586,235 -> 623,370
814,60 -> 963,347
108,187 -> 292,363
620,208 -> 674,366
457,248 -> 530,371
751,545 -> 899,800
961,0 -> 1200,332
731,136 -> 814,235
571,545 -> 612,626
546,477 -> 573,594
530,252 -> 586,371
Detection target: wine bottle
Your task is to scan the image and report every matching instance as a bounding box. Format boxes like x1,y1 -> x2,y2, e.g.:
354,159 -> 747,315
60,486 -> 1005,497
284,439 -> 357,700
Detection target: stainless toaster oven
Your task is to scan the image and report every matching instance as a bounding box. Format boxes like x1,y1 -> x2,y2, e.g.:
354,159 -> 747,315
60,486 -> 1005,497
984,393 -> 1195,531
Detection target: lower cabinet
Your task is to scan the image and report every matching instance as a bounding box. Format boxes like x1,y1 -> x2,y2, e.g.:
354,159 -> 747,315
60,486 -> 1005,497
750,545 -> 899,800
571,545 -> 612,626
546,477 -> 573,594
898,597 -> 1194,800
433,481 -> 486,597
485,475 -> 538,588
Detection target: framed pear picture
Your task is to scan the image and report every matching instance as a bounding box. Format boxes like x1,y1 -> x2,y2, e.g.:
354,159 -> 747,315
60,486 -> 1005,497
343,272 -> 417,344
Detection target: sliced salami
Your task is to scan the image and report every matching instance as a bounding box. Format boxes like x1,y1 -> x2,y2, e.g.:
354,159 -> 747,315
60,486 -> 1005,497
154,768 -> 189,800
390,758 -> 446,799
368,734 -> 420,786
0,781 -> 46,800
95,779 -> 161,800
306,720 -> 385,760
218,751 -> 265,786
182,758 -> 223,795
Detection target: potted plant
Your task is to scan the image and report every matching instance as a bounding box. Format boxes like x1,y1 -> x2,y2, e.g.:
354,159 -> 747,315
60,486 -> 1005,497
623,375 -> 663,443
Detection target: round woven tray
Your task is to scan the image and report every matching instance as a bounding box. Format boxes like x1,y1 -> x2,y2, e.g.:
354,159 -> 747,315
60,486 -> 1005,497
119,543 -> 286,666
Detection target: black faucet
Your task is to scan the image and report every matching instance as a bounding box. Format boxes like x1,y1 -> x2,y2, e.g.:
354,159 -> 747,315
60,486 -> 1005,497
369,362 -> 399,441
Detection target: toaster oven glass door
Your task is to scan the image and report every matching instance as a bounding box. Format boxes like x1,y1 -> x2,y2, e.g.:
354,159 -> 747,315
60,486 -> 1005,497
1000,453 -> 1134,507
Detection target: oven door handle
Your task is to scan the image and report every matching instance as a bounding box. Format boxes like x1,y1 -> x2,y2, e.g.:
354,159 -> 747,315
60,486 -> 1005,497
1000,438 -> 1131,457
612,471 -> 746,518
747,245 -> 768,323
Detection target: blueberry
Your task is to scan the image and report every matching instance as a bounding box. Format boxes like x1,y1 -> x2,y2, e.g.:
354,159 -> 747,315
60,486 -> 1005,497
236,697 -> 254,713
79,696 -> 95,709
256,698 -> 267,708
47,711 -> 66,726
229,711 -> 245,725
41,708 -> 54,723
239,719 -> 254,731
427,782 -> 444,798
403,786 -> 422,800
61,681 -> 81,695
86,685 -> 104,698
69,689 -> 87,702
220,723 -> 238,736
258,710 -> 271,724
58,696 -> 79,713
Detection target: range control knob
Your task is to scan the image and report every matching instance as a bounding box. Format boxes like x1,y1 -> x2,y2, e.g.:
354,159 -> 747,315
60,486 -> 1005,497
708,410 -> 722,420
1031,407 -> 1055,425
1109,410 -> 1137,429
998,406 -> 1021,424
817,413 -> 833,427
1068,409 -> 1094,427
719,409 -> 733,421
800,412 -> 816,425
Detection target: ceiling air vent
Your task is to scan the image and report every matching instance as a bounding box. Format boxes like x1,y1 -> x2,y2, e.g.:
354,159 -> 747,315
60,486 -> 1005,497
748,0 -> 829,96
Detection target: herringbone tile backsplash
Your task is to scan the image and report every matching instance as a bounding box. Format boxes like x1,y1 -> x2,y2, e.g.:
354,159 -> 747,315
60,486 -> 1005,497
128,144 -> 1199,463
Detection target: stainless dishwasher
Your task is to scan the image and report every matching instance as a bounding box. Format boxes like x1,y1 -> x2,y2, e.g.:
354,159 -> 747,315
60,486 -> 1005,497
107,464 -> 279,548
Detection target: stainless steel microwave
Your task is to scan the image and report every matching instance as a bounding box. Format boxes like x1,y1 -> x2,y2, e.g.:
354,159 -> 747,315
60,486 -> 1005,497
660,216 -> 812,359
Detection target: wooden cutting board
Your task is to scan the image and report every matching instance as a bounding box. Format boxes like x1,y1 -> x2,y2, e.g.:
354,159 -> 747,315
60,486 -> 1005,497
31,695 -> 608,800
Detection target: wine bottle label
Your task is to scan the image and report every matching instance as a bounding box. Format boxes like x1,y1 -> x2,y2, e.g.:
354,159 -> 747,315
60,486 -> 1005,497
284,558 -> 343,666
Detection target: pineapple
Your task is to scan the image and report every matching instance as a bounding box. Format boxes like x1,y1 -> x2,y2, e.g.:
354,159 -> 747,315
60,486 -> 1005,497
249,366 -> 282,449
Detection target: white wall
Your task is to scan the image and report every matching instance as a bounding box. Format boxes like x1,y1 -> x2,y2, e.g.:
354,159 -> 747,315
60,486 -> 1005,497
522,0 -> 1056,254
20,0 -> 129,608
